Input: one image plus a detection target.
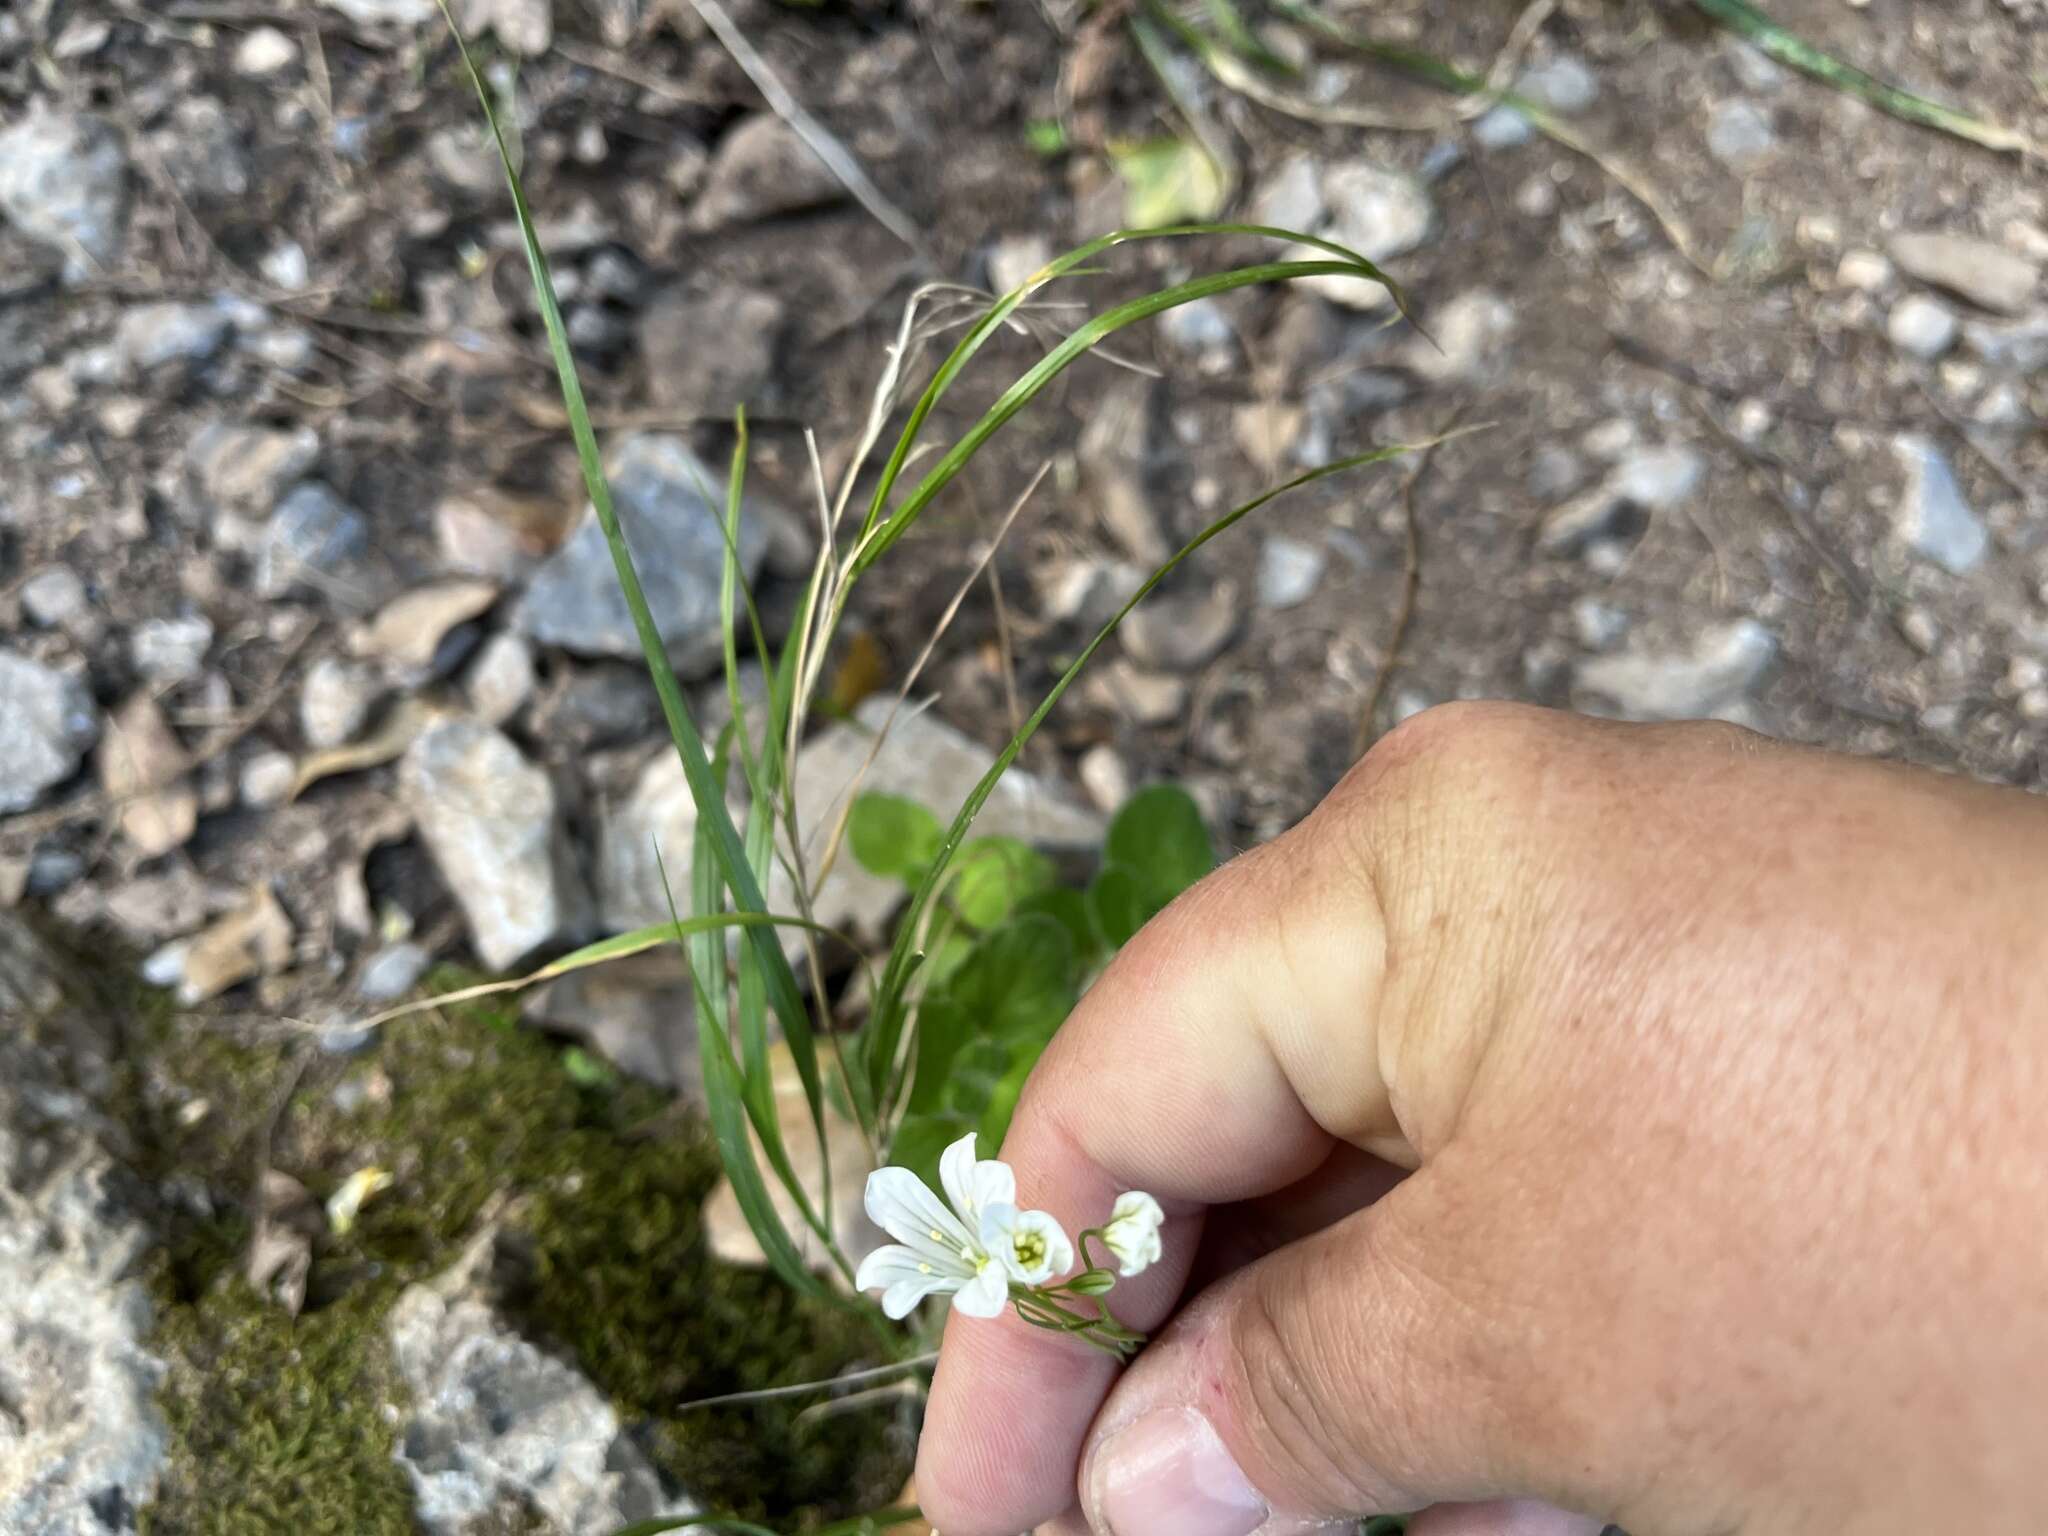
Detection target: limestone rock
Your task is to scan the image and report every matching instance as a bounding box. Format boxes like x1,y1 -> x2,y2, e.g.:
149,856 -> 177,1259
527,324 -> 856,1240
1573,620 -> 1775,721
0,651 -> 99,814
0,111 -> 129,277
516,434 -> 782,674
0,983 -> 168,1536
1891,434 -> 1987,574
402,720 -> 592,972
1890,232 -> 2040,316
388,1234 -> 689,1535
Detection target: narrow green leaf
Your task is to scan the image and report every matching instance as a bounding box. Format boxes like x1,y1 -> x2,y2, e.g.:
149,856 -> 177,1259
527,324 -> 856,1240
690,771 -> 853,1289
855,223 -> 1409,558
343,911 -> 848,1033
434,1 -> 827,1165
853,234 -> 1409,576
1687,0 -> 2039,158
671,835 -> 828,1303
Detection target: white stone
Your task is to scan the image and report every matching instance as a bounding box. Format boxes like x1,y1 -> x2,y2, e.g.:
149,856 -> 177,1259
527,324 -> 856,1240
319,0 -> 437,23
463,633 -> 536,727
0,652 -> 99,813
1891,434 -> 1988,573
238,750 -> 296,808
0,1005 -> 167,1536
1706,99 -> 1776,167
299,656 -> 382,749
388,1240 -> 689,1536
401,720 -> 592,972
1256,536 -> 1326,610
130,615 -> 214,683
1890,231 -> 2041,315
1295,162 -> 1433,311
1835,250 -> 1892,292
234,25 -> 297,75
1886,293 -> 1958,359
1573,620 -> 1775,721
0,111 -> 128,277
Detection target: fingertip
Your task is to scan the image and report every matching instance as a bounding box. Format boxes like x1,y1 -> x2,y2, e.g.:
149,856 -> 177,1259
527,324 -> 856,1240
916,1309 -> 1121,1536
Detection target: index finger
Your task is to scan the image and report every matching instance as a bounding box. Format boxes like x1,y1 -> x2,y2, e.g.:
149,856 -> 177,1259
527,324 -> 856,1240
913,779 -> 1400,1536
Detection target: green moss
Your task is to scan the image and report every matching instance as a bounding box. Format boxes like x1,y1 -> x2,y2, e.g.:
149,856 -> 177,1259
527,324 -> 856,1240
113,973 -> 907,1534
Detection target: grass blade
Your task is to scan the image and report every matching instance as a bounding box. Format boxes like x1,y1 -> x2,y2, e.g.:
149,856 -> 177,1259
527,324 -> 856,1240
863,433 -> 1481,1119
1687,0 -> 2041,159
436,2 -> 832,1160
338,912 -> 848,1033
852,245 -> 1407,578
674,826 -> 839,1302
854,222 -> 1407,557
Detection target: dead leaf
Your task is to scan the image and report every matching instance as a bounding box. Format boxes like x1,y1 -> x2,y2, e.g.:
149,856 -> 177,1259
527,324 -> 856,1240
247,1169 -> 323,1316
355,579 -> 501,676
96,694 -> 198,858
290,697 -> 438,801
825,629 -> 890,716
179,884 -> 294,1005
325,1166 -> 394,1236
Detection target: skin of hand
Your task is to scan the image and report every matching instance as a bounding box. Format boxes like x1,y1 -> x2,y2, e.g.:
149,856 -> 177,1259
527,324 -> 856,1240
911,703 -> 2048,1536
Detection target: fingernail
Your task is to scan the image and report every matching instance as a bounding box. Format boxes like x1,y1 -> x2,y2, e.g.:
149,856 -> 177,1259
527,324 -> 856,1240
1091,1407 -> 1267,1536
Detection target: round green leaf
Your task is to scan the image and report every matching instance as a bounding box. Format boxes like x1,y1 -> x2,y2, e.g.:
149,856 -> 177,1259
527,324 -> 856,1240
1088,862 -> 1157,951
848,792 -> 944,883
1013,886 -> 1100,970
1105,784 -> 1215,909
950,836 -> 1057,930
945,913 -> 1079,1043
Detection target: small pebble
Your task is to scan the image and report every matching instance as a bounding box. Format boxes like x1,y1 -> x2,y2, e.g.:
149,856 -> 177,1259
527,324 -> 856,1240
1835,250 -> 1892,292
1706,99 -> 1777,168
238,749 -> 297,808
1257,536 -> 1326,611
130,615 -> 214,682
1077,745 -> 1132,816
357,941 -> 431,1003
1887,294 -> 1958,359
234,25 -> 297,75
20,567 -> 88,630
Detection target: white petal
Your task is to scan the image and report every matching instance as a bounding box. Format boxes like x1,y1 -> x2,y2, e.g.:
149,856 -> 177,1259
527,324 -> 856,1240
939,1131 -> 1016,1229
1103,1191 -> 1166,1277
950,1260 -> 1010,1319
983,1204 -> 1074,1286
856,1245 -> 964,1320
865,1165 -> 975,1258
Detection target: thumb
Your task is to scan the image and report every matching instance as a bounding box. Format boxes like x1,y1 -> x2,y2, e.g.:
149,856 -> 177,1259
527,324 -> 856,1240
1080,1172 -> 1598,1536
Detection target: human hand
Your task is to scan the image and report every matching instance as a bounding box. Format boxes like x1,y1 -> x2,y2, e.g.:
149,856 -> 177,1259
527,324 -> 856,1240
912,704 -> 2048,1536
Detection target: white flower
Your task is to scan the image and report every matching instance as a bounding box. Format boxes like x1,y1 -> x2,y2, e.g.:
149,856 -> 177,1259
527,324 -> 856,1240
983,1203 -> 1074,1286
1101,1191 -> 1165,1276
855,1132 -> 1072,1320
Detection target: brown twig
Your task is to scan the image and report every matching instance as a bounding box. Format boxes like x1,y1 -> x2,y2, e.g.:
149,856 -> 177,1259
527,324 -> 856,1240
1354,436 -> 1440,758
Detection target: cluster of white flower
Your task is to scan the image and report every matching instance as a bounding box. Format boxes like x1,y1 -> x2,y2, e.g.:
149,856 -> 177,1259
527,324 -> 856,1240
856,1132 -> 1165,1356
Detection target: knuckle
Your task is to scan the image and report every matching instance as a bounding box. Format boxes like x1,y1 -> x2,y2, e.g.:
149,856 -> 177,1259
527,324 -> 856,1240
1338,701 -> 1563,822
